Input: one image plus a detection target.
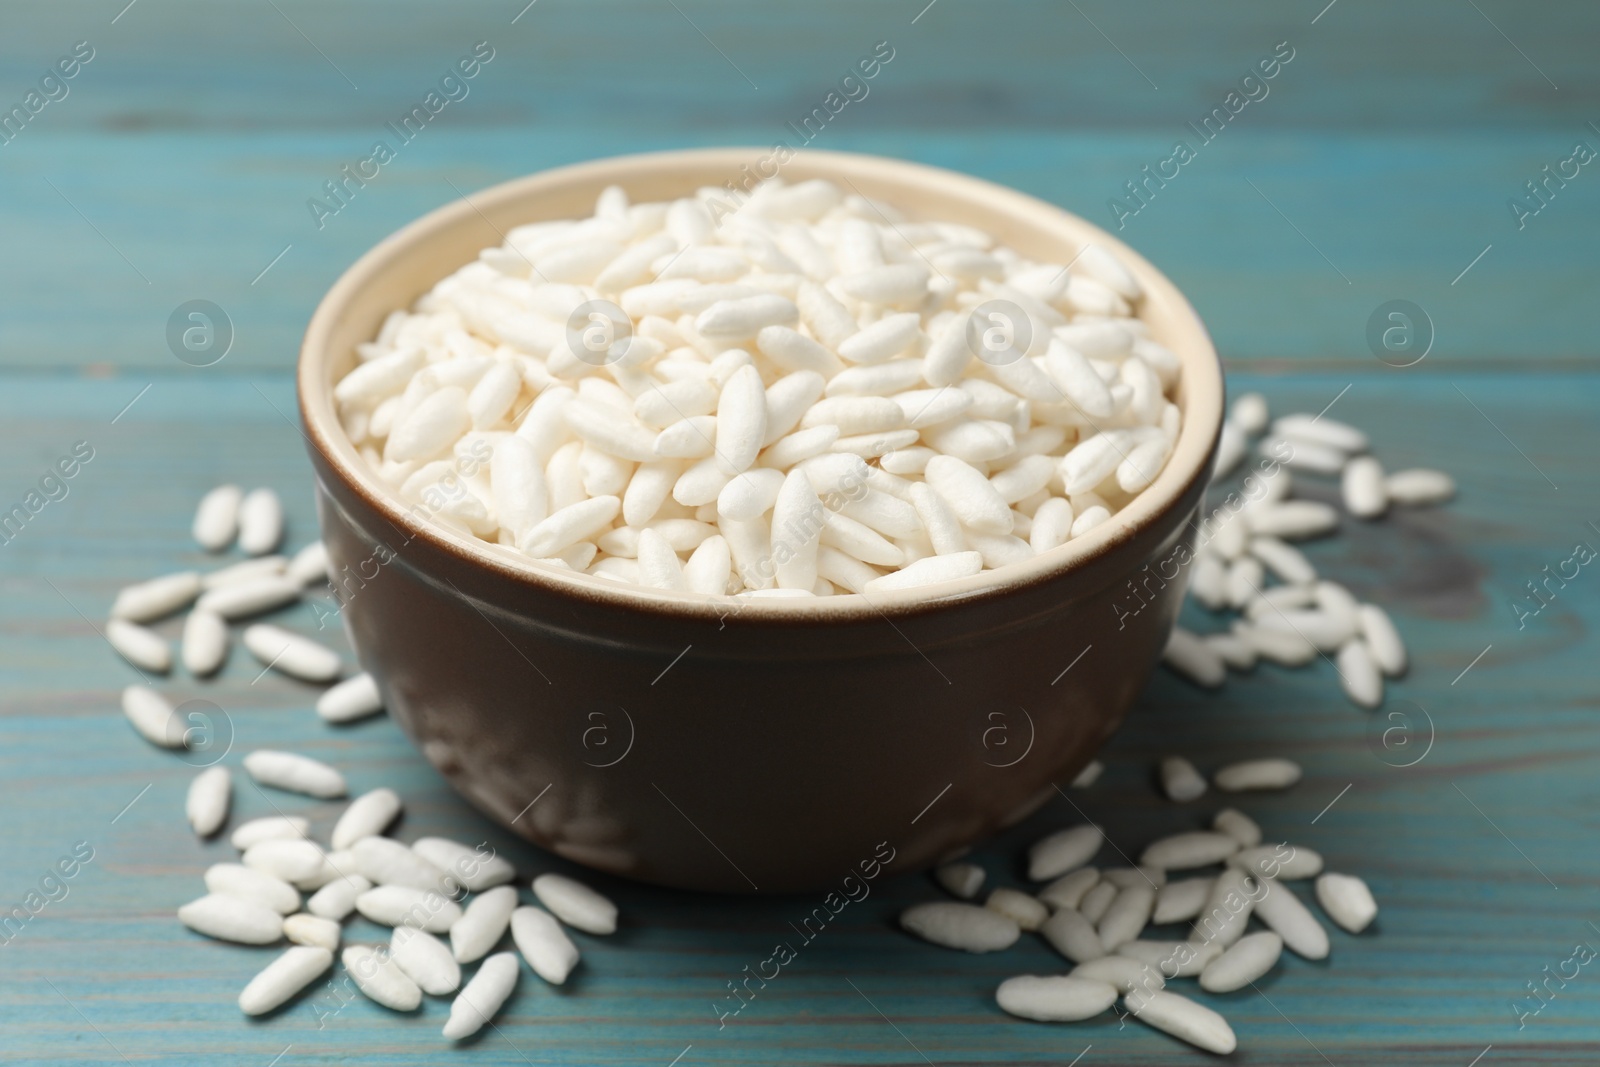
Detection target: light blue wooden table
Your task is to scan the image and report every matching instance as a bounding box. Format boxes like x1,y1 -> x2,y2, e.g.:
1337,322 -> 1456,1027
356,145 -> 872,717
3,2 -> 1598,1063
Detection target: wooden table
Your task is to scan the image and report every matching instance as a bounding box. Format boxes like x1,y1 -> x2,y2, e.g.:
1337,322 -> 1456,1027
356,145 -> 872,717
3,3 -> 1597,1063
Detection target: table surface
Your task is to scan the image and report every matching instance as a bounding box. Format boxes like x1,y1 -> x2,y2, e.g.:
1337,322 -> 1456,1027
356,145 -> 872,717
3,3 -> 1598,1064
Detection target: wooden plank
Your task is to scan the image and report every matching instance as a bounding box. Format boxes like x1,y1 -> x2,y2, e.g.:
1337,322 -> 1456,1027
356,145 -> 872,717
6,130 -> 1599,370
3,1 -> 1594,133
1,1 -> 1598,369
1,371 -> 1596,1063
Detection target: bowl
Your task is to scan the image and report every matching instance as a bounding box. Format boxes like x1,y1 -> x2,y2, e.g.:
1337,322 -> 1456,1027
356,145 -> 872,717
298,148 -> 1222,894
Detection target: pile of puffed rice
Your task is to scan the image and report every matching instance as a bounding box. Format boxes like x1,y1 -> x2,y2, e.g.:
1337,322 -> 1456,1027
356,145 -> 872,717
333,178 -> 1184,597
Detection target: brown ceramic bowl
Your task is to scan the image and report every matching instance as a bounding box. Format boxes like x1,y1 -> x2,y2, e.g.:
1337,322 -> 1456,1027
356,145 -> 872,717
298,148 -> 1222,895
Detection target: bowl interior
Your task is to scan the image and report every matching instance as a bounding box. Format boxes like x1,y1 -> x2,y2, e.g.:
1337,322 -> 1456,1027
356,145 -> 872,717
298,148 -> 1222,619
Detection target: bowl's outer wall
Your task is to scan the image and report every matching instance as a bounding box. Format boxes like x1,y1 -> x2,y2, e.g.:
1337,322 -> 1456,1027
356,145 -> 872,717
299,148 -> 1222,894
314,465 -> 1201,894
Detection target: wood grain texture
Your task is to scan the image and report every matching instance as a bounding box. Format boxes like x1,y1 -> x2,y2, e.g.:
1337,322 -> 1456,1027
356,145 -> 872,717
2,372 -> 1596,1065
0,1 -> 1597,369
2,1 -> 1599,1063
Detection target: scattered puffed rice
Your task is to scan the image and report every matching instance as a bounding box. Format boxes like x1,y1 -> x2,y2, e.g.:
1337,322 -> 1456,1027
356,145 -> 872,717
510,904 -> 581,985
331,788 -> 403,851
181,609 -> 229,676
1170,391 -> 1448,718
1119,939 -> 1220,978
1070,759 -> 1103,788
284,913 -> 342,952
390,926 -> 462,995
934,861 -> 985,900
1251,880 -> 1329,960
1158,757 -> 1207,802
1038,867 -> 1100,911
531,873 -> 617,935
1198,931 -> 1281,993
195,574 -> 303,621
185,766 -> 231,837
287,540 -> 331,586
452,886 -> 519,966
1213,758 -> 1301,792
1039,908 -> 1105,964
995,975 -> 1118,1022
443,952 -> 519,1040
1072,955 -> 1165,994
1162,628 -> 1223,688
238,488 -> 285,556
1124,987 -> 1237,1055
111,571 -> 202,623
1314,872 -> 1377,934
901,902 -> 1020,954
351,836 -> 449,892
204,863 -> 300,915
317,672 -> 385,724
242,839 -> 329,888
243,749 -> 348,798
230,815 -> 309,851
1385,467 -> 1454,504
107,619 -> 172,674
413,837 -> 516,892
985,887 -> 1048,932
343,944 -> 422,1012
1077,880 -> 1118,924
1140,831 -> 1240,871
241,623 -> 343,683
1152,877 -> 1214,925
203,555 -> 287,590
1027,824 -> 1102,881
136,391 -> 1421,1057
193,485 -> 243,552
1097,885 -> 1156,950
307,874 -> 372,922
1211,808 -> 1262,848
239,945 -> 333,1015
178,893 -> 284,945
121,685 -> 185,748
356,885 -> 462,933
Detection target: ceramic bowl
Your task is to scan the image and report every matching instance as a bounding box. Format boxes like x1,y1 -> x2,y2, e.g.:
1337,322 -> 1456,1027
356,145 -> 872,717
298,148 -> 1222,894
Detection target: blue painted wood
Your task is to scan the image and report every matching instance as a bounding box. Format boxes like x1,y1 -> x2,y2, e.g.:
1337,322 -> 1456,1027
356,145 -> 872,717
2,371 -> 1598,1064
0,1 -> 1597,370
3,1 -> 1600,1062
